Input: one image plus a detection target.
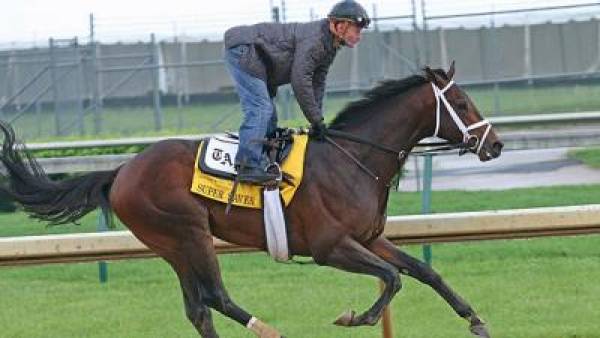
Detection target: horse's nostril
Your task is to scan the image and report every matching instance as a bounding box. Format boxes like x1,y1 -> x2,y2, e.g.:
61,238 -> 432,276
492,141 -> 503,157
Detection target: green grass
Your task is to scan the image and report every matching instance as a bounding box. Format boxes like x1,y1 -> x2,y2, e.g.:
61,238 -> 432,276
0,212 -> 125,237
9,102 -> 244,142
2,184 -> 600,337
466,82 -> 600,115
388,184 -> 600,215
1,234 -> 600,337
570,147 -> 600,169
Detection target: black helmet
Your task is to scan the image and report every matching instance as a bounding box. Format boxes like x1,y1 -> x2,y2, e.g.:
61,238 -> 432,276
328,0 -> 371,28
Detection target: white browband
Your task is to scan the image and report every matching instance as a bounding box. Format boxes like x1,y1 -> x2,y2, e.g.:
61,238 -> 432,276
431,81 -> 492,155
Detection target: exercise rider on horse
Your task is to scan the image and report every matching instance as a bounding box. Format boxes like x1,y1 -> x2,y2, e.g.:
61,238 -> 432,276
224,0 -> 370,184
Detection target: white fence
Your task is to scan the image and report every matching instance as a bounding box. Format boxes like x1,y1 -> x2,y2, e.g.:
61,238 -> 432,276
2,204 -> 600,266
17,111 -> 600,174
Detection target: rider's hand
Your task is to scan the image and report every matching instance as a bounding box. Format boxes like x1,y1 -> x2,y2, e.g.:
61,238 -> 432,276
310,119 -> 327,141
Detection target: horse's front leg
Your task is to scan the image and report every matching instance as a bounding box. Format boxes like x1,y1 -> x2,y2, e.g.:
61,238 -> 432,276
313,235 -> 401,327
367,236 -> 491,338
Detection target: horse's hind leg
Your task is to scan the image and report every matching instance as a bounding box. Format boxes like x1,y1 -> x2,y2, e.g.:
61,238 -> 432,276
367,236 -> 491,338
315,235 -> 401,327
164,227 -> 283,338
168,256 -> 219,338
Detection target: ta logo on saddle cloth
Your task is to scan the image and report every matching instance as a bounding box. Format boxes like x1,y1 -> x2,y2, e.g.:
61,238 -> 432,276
190,134 -> 308,209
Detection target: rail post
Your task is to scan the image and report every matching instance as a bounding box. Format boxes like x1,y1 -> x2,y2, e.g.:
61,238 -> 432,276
150,33 -> 163,131
421,153 -> 433,265
97,210 -> 109,283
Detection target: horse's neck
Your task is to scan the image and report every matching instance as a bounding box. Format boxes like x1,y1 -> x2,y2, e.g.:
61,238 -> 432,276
343,85 -> 434,184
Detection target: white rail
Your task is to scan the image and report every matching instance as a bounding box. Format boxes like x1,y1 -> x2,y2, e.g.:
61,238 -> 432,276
2,204 -> 599,266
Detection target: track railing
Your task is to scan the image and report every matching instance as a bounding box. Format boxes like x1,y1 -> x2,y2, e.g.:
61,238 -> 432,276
2,204 -> 600,266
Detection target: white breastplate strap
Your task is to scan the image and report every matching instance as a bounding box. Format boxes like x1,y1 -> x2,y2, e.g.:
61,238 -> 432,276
432,81 -> 492,155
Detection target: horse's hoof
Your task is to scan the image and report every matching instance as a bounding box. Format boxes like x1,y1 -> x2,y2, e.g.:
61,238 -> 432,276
333,309 -> 356,326
470,322 -> 491,338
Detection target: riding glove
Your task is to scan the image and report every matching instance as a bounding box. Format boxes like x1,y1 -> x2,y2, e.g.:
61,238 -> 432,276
310,119 -> 328,141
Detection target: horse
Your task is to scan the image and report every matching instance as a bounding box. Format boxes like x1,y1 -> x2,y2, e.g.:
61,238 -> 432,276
0,63 -> 502,338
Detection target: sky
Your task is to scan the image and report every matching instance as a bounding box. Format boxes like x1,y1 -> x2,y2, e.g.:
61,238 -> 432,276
0,0 -> 599,47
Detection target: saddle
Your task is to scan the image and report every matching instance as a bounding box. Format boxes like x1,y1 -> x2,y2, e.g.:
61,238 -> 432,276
190,128 -> 309,209
197,128 -> 298,181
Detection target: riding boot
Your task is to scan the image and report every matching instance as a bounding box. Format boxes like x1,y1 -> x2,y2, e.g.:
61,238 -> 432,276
237,166 -> 278,184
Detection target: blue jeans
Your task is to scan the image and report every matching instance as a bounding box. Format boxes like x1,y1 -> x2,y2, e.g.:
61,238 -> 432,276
224,45 -> 277,169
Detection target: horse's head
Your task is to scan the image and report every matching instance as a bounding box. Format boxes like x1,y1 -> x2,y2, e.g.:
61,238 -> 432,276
424,62 -> 503,161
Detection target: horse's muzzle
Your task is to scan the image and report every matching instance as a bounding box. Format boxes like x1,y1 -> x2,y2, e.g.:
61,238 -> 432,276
479,140 -> 503,161
490,141 -> 503,158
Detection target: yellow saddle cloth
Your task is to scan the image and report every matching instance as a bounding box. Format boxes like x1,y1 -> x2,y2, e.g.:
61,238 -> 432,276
190,134 -> 308,209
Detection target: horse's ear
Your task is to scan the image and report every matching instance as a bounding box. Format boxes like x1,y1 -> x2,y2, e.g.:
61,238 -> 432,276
447,61 -> 456,79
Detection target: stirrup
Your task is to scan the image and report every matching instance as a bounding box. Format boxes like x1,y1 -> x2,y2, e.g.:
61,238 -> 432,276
265,162 -> 283,185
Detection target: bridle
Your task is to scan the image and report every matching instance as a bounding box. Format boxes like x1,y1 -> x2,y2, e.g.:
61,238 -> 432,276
321,79 -> 493,181
431,80 -> 492,155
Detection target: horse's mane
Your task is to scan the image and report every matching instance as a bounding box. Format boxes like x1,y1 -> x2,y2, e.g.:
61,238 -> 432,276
329,69 -> 448,129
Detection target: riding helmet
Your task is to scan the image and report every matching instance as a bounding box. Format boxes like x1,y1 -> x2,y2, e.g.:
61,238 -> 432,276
328,0 -> 371,28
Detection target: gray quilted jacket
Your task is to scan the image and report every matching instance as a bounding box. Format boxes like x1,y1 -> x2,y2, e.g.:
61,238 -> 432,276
224,19 -> 338,124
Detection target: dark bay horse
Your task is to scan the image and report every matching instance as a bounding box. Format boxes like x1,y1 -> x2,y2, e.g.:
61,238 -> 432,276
0,64 -> 502,338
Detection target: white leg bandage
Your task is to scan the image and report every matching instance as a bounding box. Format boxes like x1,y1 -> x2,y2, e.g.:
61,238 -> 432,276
246,316 -> 281,338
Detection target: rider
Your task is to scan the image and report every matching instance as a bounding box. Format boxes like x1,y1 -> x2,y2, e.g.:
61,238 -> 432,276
223,0 -> 370,184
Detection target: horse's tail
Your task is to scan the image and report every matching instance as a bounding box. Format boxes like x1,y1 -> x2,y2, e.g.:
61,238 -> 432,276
0,120 -> 119,225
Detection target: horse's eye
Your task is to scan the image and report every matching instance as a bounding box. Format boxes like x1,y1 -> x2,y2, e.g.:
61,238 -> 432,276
457,101 -> 468,112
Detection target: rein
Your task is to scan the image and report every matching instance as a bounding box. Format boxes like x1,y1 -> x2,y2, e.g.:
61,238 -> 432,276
326,128 -> 468,156
323,130 -> 468,181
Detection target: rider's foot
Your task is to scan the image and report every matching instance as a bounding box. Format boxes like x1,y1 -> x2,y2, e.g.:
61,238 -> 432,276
237,166 -> 278,184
